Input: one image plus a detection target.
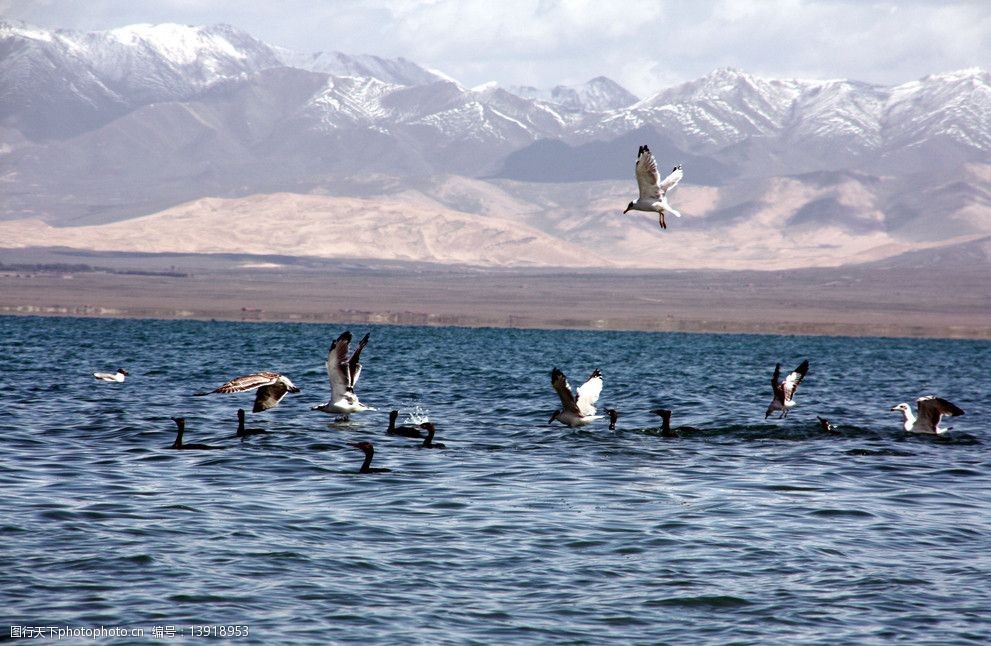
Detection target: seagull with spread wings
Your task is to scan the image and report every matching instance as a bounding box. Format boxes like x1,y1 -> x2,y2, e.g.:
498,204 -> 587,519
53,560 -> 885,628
195,371 -> 300,412
623,145 -> 683,229
765,359 -> 809,419
312,330 -> 375,421
549,367 -> 604,427
891,396 -> 964,434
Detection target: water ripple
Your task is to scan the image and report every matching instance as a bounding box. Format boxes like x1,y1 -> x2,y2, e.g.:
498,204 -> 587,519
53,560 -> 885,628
0,316 -> 988,644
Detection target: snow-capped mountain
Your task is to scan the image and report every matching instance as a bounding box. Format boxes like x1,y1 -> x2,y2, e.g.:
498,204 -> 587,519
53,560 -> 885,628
0,20 -> 988,269
508,76 -> 639,112
583,67 -> 991,173
274,47 -> 450,87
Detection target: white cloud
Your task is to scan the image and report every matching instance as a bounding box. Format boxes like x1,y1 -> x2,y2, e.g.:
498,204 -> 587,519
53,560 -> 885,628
1,0 -> 987,95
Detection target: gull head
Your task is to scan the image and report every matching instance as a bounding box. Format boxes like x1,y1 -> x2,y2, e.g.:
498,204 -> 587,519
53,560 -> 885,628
890,403 -> 910,413
623,201 -> 634,214
548,410 -> 562,424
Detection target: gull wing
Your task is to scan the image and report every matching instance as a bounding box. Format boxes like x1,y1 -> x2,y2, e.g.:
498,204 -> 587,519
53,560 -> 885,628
575,369 -> 603,416
326,331 -> 353,401
635,145 -> 661,201
770,363 -> 782,395
916,396 -> 964,431
254,380 -> 290,412
551,368 -> 581,415
658,165 -> 683,196
199,371 -> 280,395
348,333 -> 370,387
780,360 -> 809,403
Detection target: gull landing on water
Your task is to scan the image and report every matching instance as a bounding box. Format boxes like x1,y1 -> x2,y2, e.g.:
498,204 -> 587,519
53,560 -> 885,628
94,368 -> 128,382
549,367 -> 603,427
891,396 -> 964,434
312,331 -> 375,421
623,145 -> 683,229
195,372 -> 300,412
765,359 -> 809,419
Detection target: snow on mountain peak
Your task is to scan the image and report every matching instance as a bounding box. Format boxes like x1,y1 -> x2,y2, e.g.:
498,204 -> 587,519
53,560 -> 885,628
104,23 -> 250,65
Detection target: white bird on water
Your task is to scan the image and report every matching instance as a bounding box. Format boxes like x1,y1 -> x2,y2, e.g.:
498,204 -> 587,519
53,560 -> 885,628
765,359 -> 809,419
891,396 -> 964,434
623,145 -> 683,229
549,367 -> 603,427
94,368 -> 129,382
312,330 -> 376,421
195,372 -> 301,412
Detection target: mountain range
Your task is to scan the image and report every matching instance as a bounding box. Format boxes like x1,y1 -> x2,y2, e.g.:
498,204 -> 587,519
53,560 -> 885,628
1,20 -> 988,270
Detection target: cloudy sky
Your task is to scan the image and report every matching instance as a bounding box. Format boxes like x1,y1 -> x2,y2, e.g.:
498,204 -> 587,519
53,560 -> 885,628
2,0 -> 988,96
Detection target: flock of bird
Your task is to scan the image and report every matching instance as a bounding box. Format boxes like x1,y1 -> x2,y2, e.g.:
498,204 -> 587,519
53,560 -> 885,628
94,326 -> 967,474
88,143 -> 970,470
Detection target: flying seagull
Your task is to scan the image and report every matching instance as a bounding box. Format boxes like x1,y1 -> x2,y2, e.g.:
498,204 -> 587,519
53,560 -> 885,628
891,396 -> 964,434
312,331 -> 375,421
195,372 -> 300,412
549,367 -> 604,427
765,359 -> 809,419
94,368 -> 128,382
623,145 -> 683,229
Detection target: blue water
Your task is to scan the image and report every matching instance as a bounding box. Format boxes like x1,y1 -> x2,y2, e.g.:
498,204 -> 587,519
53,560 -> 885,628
2,315 -> 989,643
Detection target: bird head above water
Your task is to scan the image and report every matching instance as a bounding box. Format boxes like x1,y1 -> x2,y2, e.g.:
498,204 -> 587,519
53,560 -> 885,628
605,408 -> 619,430
548,409 -> 562,424
623,201 -> 635,214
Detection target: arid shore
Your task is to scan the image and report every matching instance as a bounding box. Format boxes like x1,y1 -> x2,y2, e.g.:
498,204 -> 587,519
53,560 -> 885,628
1,250 -> 988,339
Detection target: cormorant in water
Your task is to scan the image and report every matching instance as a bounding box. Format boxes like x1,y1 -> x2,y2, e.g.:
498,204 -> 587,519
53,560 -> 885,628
651,409 -> 702,438
169,417 -> 223,450
418,422 -> 446,449
816,416 -> 836,432
606,409 -> 619,430
236,408 -> 267,438
387,410 -> 423,437
351,441 -> 391,473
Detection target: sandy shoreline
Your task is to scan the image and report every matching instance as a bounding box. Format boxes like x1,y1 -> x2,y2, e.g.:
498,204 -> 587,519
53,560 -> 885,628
2,251 -> 988,339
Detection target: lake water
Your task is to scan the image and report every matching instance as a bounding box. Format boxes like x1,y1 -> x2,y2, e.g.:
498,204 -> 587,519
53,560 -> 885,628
2,315 -> 989,643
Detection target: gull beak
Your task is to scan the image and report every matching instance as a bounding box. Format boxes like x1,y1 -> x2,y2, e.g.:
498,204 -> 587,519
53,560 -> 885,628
622,206 -> 631,214
889,405 -> 899,411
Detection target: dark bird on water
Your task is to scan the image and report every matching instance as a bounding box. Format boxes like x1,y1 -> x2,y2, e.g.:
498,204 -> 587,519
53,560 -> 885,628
351,441 -> 391,473
816,416 -> 836,432
169,417 -> 223,450
236,408 -> 267,438
418,422 -> 446,449
606,409 -> 619,430
387,410 -> 423,437
651,408 -> 702,438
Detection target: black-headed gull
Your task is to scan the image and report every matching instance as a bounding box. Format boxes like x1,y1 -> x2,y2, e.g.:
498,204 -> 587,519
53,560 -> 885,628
623,145 -> 683,229
549,367 -> 603,427
765,359 -> 809,419
312,331 -> 375,421
94,368 -> 128,382
891,396 -> 964,434
195,372 -> 301,412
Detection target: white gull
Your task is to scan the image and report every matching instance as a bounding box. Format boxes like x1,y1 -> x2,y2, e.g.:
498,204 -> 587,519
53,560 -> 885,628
765,359 -> 809,419
312,330 -> 376,421
549,367 -> 603,427
891,396 -> 964,434
623,145 -> 683,229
